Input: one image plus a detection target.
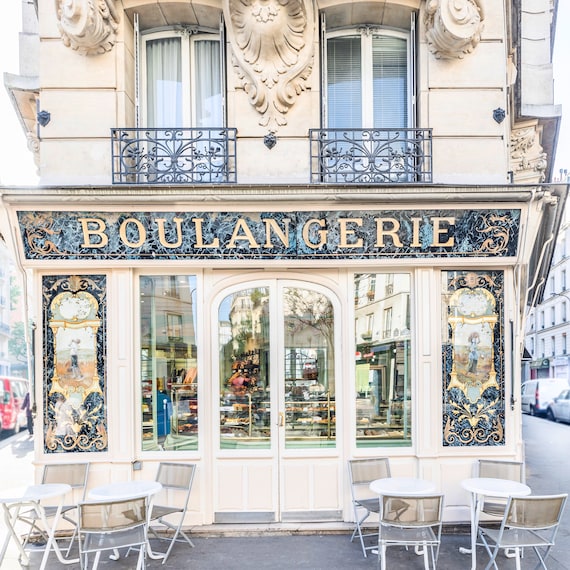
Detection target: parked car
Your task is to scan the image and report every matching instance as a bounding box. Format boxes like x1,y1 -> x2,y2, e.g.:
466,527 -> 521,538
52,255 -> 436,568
546,389 -> 570,423
521,378 -> 569,417
0,376 -> 29,435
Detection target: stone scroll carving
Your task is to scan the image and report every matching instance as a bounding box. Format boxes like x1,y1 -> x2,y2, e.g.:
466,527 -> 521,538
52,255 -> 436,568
224,0 -> 315,131
425,0 -> 484,59
54,0 -> 120,55
510,123 -> 547,183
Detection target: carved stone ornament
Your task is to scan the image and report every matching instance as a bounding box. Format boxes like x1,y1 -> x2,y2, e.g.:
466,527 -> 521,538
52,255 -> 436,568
224,0 -> 315,131
54,0 -> 120,56
510,124 -> 547,183
425,0 -> 485,59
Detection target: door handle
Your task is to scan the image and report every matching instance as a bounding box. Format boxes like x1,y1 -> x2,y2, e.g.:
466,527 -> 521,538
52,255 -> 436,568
278,411 -> 285,427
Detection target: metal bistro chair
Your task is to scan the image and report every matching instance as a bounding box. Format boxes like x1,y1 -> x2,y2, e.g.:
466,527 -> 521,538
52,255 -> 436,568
347,457 -> 391,557
479,494 -> 568,570
477,459 -> 526,518
377,493 -> 444,570
18,462 -> 90,556
78,495 -> 149,570
148,462 -> 196,564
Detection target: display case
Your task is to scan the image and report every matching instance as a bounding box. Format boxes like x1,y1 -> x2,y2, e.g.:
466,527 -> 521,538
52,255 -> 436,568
285,390 -> 335,438
171,384 -> 198,435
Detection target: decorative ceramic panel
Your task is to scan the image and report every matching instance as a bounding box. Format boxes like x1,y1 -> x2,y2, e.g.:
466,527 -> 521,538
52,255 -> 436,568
18,209 -> 520,261
442,271 -> 504,446
43,275 -> 107,453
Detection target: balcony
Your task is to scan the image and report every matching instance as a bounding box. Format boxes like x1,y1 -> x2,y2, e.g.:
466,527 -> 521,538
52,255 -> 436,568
112,128 -> 237,184
309,128 -> 432,184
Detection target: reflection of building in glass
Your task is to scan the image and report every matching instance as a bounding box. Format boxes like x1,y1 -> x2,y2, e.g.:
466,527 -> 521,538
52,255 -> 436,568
355,273 -> 411,445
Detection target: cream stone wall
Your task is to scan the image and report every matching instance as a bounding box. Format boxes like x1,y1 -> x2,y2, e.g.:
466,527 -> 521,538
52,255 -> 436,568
33,0 -> 518,185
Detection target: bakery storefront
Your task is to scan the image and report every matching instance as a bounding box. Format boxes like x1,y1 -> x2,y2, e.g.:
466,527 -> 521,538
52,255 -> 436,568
1,186 -> 560,525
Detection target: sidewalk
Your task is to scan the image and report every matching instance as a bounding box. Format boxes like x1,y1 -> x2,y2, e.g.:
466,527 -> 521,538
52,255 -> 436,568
2,416 -> 569,569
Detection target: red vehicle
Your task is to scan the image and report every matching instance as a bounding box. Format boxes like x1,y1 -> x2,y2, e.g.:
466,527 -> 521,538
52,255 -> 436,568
0,376 -> 29,435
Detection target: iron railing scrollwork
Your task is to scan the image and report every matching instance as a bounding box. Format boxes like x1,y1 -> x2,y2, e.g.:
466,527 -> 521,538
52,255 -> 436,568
309,128 -> 433,184
112,127 -> 237,184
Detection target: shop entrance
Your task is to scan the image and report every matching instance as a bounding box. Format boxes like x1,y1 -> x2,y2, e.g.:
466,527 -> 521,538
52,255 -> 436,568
213,279 -> 342,523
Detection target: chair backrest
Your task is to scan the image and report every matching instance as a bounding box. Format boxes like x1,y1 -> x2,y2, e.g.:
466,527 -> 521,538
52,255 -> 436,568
505,494 -> 568,531
42,462 -> 90,503
477,459 -> 524,483
80,496 -> 148,531
79,496 -> 148,553
156,462 -> 196,491
380,494 -> 444,528
348,458 -> 391,502
154,462 -> 196,511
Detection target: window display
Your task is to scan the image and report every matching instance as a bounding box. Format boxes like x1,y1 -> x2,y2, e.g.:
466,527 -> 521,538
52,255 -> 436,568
354,273 -> 412,447
139,275 -> 198,451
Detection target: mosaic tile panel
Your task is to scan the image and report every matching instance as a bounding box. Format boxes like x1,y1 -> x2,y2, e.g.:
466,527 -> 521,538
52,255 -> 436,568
442,271 -> 505,446
18,209 -> 520,260
43,275 -> 108,453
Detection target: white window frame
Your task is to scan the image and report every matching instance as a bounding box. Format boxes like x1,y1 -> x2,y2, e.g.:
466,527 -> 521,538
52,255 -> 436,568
140,28 -> 223,128
323,26 -> 413,129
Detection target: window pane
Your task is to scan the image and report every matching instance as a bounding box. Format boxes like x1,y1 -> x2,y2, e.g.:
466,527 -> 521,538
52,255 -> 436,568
354,273 -> 412,447
284,287 -> 335,449
219,288 -> 271,449
372,35 -> 408,127
146,37 -> 182,127
195,39 -> 222,127
327,36 -> 362,128
140,275 -> 198,451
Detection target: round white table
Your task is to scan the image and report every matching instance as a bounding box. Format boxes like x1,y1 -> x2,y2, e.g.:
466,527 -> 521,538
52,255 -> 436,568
461,477 -> 531,570
0,483 -> 76,569
370,477 -> 437,496
88,480 -> 162,501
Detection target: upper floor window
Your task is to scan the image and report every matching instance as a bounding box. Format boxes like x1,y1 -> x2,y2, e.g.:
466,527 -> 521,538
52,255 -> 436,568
325,28 -> 410,129
142,31 -> 223,128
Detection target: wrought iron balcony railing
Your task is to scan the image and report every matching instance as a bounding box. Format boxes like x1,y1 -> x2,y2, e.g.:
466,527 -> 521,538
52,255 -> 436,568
309,128 -> 432,184
112,127 -> 237,184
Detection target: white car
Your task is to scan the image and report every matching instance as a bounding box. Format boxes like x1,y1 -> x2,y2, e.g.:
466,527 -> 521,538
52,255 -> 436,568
546,389 -> 570,424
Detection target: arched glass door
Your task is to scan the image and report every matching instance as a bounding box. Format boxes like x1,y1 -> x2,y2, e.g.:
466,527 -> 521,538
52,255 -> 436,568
217,283 -> 336,451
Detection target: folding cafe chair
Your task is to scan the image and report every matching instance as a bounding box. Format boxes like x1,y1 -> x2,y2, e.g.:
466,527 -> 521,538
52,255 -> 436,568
18,462 -> 90,556
148,462 -> 196,563
377,493 -> 444,570
78,495 -> 149,570
347,457 -> 391,557
479,493 -> 567,570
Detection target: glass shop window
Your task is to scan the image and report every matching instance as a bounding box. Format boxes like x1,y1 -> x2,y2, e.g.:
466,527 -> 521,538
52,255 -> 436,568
326,29 -> 410,129
354,273 -> 412,447
139,275 -> 198,451
143,31 -> 223,128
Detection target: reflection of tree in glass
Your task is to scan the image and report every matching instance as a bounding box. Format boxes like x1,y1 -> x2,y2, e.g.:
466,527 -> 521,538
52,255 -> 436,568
284,288 -> 334,346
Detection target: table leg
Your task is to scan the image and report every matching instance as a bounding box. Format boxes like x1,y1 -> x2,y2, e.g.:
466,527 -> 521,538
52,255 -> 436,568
35,502 -> 79,568
458,492 -> 478,570
1,502 -> 30,565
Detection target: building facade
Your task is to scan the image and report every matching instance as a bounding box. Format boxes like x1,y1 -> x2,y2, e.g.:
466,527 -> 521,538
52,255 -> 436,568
0,0 -> 567,527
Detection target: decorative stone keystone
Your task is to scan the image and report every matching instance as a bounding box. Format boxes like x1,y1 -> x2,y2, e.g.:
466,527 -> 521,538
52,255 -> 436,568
224,0 -> 315,131
425,0 -> 484,59
55,0 -> 120,56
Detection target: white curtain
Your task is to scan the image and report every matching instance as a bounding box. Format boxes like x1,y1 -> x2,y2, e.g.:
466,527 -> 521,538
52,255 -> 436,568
146,37 -> 182,128
195,40 -> 222,127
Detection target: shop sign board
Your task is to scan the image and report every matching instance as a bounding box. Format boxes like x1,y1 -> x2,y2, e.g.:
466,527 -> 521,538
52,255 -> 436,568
17,208 -> 520,261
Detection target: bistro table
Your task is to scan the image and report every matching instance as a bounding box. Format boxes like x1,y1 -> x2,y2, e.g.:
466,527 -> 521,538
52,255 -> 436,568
88,480 -> 163,560
0,483 -> 78,570
460,477 -> 531,570
370,477 -> 437,497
